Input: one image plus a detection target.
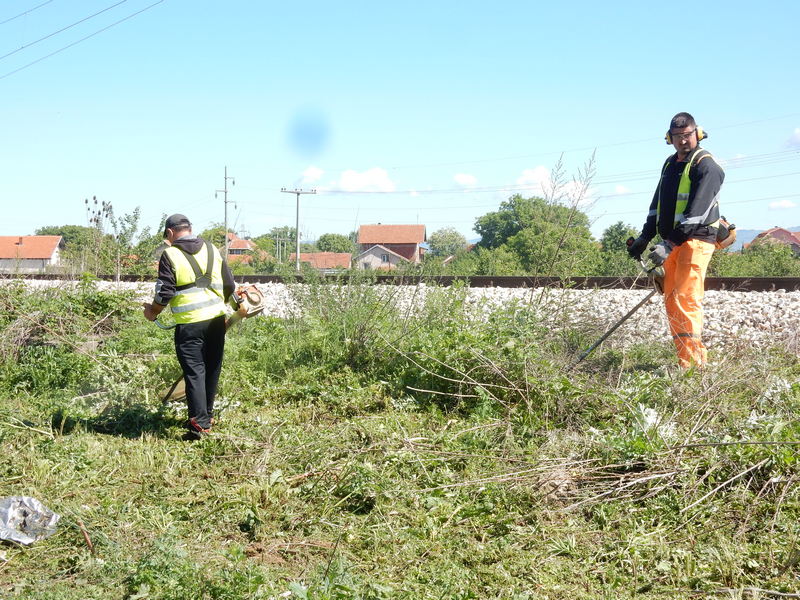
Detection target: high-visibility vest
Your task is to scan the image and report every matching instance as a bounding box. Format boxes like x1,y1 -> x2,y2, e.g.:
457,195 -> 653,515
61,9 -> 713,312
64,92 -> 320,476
163,241 -> 226,324
657,148 -> 720,229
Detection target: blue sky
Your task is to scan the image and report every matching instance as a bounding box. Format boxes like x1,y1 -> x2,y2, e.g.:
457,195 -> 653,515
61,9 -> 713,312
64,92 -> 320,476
2,0 -> 799,243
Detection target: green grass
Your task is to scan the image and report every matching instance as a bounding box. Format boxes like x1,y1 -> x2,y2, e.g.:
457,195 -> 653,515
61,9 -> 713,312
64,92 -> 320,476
1,281 -> 799,599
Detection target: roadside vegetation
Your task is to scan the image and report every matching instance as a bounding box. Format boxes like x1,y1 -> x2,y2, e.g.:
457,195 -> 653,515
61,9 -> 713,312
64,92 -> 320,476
1,277 -> 799,599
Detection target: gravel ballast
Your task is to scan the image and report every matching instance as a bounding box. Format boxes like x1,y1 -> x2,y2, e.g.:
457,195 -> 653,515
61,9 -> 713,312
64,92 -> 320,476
12,280 -> 800,355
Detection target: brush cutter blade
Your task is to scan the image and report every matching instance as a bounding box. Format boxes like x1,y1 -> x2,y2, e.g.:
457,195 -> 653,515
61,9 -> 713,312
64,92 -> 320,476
161,376 -> 186,404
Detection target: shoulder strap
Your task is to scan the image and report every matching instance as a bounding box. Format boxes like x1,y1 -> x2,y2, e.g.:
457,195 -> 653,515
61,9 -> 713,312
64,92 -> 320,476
176,240 -> 214,288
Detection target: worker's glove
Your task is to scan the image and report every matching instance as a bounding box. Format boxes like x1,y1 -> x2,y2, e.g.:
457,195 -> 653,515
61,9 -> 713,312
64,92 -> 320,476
647,241 -> 674,266
626,236 -> 649,260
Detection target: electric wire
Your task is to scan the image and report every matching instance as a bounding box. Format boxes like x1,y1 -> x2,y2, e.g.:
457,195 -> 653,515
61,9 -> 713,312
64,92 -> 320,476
237,149 -> 799,201
239,163 -> 800,199
0,0 -> 164,80
0,0 -> 128,61
0,0 -> 55,26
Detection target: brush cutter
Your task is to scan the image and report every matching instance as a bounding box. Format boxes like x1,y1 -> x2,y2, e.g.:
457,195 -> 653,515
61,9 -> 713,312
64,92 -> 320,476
571,217 -> 736,368
156,284 -> 266,403
569,240 -> 664,368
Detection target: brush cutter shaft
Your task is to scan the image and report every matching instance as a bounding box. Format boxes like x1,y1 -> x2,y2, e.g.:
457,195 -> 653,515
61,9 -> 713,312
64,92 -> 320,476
571,289 -> 657,367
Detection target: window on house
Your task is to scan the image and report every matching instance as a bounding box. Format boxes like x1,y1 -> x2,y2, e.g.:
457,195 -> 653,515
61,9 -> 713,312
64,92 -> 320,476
381,254 -> 389,263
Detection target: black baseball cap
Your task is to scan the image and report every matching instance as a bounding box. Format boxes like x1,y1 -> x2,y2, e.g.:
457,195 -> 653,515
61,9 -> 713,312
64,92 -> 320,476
163,214 -> 191,237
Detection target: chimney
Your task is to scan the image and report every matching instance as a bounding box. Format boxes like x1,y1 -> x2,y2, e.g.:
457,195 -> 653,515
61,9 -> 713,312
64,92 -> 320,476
16,237 -> 22,245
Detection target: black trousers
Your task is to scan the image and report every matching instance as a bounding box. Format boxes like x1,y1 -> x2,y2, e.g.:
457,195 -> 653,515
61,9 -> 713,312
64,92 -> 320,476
174,314 -> 226,430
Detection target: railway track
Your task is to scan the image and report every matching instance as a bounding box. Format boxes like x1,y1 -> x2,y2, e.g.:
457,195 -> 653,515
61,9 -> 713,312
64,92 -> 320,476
9,273 -> 800,291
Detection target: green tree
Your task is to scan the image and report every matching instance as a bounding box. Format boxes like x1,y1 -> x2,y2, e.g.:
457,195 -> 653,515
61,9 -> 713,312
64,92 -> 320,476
710,240 -> 800,277
428,227 -> 467,257
600,221 -> 638,253
35,224 -> 96,247
251,234 -> 276,257
199,223 -> 231,248
474,195 -> 538,249
37,204 -> 158,276
317,233 -> 355,254
252,226 -> 297,263
474,195 -> 598,276
471,246 -> 524,275
595,221 -> 640,276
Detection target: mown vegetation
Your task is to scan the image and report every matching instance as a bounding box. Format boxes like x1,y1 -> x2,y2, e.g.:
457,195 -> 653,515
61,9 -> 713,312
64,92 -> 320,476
1,277 -> 799,599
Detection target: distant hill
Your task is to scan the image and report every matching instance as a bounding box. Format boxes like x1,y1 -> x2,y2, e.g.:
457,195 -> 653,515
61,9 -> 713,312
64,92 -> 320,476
728,225 -> 800,251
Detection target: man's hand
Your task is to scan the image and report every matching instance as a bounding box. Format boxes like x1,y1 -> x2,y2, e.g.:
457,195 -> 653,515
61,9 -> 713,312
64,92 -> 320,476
648,241 -> 674,266
626,236 -> 648,260
142,302 -> 163,322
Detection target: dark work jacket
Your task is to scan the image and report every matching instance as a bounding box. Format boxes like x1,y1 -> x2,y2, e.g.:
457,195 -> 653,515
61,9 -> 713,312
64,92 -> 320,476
641,147 -> 724,246
153,236 -> 235,306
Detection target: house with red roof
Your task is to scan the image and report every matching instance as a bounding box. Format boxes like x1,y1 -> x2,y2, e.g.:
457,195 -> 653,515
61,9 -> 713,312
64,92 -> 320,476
289,252 -> 352,272
225,232 -> 263,265
355,224 -> 426,270
748,227 -> 800,255
0,236 -> 65,273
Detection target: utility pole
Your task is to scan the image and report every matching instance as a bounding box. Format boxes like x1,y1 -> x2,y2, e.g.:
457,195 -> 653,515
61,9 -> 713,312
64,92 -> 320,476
216,166 -> 235,258
281,187 -> 316,272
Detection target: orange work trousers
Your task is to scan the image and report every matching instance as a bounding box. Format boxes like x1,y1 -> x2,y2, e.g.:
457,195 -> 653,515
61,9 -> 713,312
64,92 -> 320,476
661,239 -> 715,368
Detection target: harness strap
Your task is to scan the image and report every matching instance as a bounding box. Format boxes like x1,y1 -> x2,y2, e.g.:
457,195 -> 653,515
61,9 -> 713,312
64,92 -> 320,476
175,240 -> 215,290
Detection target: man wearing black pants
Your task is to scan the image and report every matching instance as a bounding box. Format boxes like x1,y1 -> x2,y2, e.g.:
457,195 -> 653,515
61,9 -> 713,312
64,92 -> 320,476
142,214 -> 237,440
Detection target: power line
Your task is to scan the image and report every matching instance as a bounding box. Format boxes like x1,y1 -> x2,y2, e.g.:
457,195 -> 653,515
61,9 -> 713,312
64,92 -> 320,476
0,0 -> 55,26
0,0 -> 128,61
592,193 -> 800,218
0,0 -> 164,81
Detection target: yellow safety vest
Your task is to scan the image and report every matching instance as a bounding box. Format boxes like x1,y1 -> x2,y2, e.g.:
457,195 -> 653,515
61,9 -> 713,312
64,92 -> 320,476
657,148 -> 720,229
164,242 -> 226,324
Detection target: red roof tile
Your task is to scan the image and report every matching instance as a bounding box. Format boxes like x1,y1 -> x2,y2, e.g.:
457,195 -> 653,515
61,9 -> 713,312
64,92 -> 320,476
290,252 -> 352,269
358,224 -> 426,244
0,236 -> 63,259
755,227 -> 800,246
226,232 -> 257,250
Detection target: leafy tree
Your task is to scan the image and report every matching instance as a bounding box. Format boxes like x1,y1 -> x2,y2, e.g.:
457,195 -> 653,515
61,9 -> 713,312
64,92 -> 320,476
506,223 -> 598,277
428,227 -> 467,257
472,246 -> 524,275
251,226 -> 297,263
595,221 -> 640,276
600,221 -> 638,253
317,233 -> 355,254
474,195 -> 598,276
229,262 -> 256,276
474,195 -> 538,249
37,204 -> 158,276
35,224 -> 96,247
299,242 -> 318,253
252,234 -> 276,257
710,240 -> 800,277
199,223 -> 231,248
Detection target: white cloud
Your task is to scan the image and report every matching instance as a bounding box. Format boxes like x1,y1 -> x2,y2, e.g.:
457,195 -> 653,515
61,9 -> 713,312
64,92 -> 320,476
453,173 -> 477,187
329,167 -> 396,193
614,185 -> 631,195
301,165 -> 324,183
787,128 -> 800,149
516,166 -> 550,191
769,199 -> 797,210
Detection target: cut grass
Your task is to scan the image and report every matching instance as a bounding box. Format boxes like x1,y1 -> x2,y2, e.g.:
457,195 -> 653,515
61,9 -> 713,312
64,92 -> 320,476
1,282 -> 799,599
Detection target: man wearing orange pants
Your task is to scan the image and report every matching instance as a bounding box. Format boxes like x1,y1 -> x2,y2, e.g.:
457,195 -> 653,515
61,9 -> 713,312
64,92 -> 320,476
628,112 -> 724,368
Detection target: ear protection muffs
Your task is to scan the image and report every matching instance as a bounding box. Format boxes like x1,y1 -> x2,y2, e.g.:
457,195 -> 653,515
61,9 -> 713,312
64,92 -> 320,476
665,126 -> 707,144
